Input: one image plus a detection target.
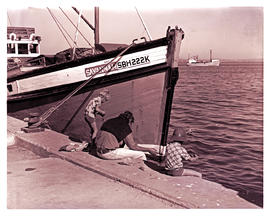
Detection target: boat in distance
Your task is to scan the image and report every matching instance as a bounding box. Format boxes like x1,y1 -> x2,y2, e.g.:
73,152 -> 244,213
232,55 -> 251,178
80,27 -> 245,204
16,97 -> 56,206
186,49 -> 220,66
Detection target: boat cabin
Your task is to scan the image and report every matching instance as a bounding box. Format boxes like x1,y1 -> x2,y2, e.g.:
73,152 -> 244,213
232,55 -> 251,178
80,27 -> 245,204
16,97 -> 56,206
7,27 -> 41,58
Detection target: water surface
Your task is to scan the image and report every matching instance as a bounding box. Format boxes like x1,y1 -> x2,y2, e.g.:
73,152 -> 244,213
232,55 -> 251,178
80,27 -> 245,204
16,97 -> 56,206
170,61 -> 263,207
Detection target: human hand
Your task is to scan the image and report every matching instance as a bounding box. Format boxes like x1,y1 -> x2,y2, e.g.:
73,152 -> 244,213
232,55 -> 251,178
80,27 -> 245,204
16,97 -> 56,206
97,111 -> 105,117
188,149 -> 196,156
190,154 -> 199,161
148,148 -> 159,156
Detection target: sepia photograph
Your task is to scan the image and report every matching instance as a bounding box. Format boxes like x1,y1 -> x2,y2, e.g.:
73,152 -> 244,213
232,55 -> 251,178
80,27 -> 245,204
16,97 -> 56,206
2,0 -> 267,215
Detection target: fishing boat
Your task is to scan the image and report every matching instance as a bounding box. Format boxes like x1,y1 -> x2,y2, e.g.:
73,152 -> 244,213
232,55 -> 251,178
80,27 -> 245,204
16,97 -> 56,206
7,7 -> 185,148
186,49 -> 220,66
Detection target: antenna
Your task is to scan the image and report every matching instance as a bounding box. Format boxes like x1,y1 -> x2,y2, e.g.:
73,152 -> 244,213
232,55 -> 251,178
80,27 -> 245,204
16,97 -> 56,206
135,7 -> 152,41
7,12 -> 12,26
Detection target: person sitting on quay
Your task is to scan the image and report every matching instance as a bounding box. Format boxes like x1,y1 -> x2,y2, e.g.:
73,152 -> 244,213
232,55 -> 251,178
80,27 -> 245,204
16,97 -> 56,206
95,111 -> 158,161
164,127 -> 202,178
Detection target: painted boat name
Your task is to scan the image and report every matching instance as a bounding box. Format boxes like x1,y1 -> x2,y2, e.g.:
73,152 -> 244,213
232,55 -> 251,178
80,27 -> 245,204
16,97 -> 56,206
85,55 -> 150,77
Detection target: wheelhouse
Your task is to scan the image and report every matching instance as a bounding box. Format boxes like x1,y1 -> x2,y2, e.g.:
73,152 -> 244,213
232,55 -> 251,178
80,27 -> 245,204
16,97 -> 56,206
7,27 -> 41,58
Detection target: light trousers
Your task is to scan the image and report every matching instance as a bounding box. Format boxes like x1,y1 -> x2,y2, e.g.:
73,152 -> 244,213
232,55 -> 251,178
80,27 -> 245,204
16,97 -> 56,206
97,147 -> 147,160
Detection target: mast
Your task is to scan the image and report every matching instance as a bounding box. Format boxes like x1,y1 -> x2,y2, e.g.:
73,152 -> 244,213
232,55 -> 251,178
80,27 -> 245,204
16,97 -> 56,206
72,7 -> 95,30
210,49 -> 212,62
72,7 -> 100,49
94,7 -> 99,45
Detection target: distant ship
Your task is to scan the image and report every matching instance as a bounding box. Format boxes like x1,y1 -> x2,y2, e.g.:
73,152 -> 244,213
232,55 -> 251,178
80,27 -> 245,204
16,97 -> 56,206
187,49 -> 220,66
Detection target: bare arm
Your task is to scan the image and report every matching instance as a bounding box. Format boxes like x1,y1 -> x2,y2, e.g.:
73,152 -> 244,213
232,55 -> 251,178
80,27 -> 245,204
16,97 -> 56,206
95,106 -> 105,116
181,147 -> 199,162
189,155 -> 199,161
187,149 -> 199,161
124,133 -> 158,156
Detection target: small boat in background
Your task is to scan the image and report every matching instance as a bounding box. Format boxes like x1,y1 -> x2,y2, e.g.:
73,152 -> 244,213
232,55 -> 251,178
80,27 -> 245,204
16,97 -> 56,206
187,49 -> 220,66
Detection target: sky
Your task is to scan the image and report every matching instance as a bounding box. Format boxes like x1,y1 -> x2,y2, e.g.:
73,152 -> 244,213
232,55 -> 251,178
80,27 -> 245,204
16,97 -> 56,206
5,3 -> 263,60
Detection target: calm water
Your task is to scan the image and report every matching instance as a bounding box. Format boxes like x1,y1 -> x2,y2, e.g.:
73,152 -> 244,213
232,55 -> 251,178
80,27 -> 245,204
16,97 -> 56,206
170,61 -> 263,207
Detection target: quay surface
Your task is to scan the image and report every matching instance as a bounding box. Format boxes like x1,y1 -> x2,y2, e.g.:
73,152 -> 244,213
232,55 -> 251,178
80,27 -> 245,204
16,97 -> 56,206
7,115 -> 259,209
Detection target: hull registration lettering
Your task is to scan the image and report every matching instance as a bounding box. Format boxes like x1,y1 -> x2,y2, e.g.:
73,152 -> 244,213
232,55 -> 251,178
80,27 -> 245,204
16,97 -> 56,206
85,55 -> 150,77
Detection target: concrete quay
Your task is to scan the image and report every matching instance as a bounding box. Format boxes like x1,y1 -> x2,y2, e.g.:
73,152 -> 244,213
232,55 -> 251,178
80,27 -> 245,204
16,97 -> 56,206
7,116 -> 259,209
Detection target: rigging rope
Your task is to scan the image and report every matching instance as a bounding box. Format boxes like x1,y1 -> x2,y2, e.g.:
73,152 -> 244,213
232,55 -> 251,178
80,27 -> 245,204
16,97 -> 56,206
47,7 -> 73,49
134,7 -> 152,41
33,40 -> 137,127
72,9 -> 82,59
59,7 -> 95,52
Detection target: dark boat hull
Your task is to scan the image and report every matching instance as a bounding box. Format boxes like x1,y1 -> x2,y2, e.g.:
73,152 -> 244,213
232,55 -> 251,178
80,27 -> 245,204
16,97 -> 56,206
8,72 -> 166,144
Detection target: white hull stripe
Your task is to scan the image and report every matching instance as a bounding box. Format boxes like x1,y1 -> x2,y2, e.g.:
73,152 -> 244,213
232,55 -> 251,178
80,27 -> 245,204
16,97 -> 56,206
8,46 -> 167,95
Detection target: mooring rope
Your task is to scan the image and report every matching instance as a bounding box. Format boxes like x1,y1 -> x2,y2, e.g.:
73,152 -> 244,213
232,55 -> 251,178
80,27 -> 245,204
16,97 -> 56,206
33,40 -> 137,127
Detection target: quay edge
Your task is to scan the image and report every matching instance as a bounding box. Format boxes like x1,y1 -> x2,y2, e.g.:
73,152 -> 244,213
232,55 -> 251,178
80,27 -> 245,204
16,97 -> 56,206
7,116 -> 259,209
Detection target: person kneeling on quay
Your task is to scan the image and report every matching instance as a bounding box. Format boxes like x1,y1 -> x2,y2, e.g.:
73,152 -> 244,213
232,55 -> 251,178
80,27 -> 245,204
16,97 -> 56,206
164,127 -> 202,178
95,111 -> 158,162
